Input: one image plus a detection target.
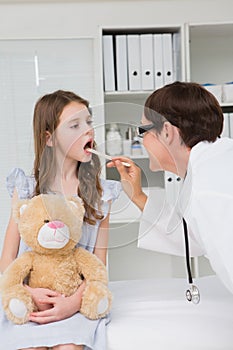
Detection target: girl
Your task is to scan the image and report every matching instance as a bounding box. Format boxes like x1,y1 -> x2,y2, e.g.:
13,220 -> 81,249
0,90 -> 121,350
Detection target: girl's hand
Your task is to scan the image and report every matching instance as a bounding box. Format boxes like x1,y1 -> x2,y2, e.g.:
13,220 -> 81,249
107,157 -> 147,211
24,285 -> 61,311
28,281 -> 86,324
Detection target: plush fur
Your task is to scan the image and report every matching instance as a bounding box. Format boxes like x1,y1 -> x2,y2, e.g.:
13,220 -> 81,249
0,194 -> 112,324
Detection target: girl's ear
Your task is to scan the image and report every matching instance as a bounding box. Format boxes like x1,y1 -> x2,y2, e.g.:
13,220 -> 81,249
46,131 -> 53,147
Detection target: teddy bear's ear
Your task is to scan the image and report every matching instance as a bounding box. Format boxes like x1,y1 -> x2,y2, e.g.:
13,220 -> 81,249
13,199 -> 30,223
19,204 -> 28,216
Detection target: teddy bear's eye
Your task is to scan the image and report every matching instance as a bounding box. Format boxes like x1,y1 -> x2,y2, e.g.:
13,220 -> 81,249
44,220 -> 50,223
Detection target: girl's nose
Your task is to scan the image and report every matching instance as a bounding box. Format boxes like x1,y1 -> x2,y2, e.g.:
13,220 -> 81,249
84,125 -> 93,135
47,220 -> 65,229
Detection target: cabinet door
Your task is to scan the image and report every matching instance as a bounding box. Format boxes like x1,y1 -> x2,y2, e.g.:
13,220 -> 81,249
0,38 -> 96,250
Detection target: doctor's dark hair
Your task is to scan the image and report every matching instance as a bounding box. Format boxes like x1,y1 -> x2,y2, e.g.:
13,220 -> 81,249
144,81 -> 223,148
33,89 -> 103,225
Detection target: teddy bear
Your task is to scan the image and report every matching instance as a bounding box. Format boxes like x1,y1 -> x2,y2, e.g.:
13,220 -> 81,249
0,194 -> 112,324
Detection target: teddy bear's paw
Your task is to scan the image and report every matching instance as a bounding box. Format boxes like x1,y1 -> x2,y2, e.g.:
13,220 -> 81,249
81,281 -> 112,319
97,296 -> 109,315
9,298 -> 28,319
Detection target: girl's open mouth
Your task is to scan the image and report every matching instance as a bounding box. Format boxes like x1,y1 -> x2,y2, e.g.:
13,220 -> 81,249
84,140 -> 93,153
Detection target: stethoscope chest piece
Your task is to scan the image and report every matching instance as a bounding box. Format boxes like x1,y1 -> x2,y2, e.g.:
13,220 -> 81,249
186,284 -> 200,304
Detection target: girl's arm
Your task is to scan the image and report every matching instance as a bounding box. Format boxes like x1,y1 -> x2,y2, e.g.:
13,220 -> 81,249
0,190 -> 20,273
93,203 -> 111,265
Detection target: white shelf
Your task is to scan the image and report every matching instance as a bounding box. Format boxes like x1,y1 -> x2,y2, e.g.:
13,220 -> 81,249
105,93 -> 233,108
104,90 -> 152,101
221,102 -> 233,108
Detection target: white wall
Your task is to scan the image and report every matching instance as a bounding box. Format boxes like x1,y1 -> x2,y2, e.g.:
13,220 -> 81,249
0,0 -> 233,39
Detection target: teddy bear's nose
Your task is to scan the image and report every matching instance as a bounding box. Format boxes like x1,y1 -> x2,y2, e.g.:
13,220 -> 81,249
47,220 -> 65,229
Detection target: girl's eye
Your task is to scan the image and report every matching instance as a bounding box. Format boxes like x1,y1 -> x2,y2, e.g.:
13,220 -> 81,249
87,120 -> 93,125
71,124 -> 79,129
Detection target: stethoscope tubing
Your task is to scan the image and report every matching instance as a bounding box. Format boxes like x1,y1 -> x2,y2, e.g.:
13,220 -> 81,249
182,218 -> 200,304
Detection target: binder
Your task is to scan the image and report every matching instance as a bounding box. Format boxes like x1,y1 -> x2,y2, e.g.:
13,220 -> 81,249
140,34 -> 154,90
202,83 -> 222,103
116,35 -> 128,91
102,35 -> 115,92
153,34 -> 164,89
127,34 -> 141,91
162,33 -> 174,85
222,82 -> 233,103
172,32 -> 181,81
229,113 -> 233,138
222,113 -> 230,137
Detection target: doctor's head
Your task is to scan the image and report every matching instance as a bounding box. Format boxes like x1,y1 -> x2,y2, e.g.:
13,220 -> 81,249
140,81 -> 223,176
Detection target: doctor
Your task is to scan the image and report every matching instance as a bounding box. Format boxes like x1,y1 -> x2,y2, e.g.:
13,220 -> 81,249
107,81 -> 233,295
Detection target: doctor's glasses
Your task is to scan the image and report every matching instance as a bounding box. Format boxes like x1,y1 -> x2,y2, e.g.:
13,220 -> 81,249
136,123 -> 157,138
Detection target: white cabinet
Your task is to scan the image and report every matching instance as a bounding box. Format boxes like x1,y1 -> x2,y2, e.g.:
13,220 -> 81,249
100,26 -> 187,280
101,26 -> 185,212
101,23 -> 233,280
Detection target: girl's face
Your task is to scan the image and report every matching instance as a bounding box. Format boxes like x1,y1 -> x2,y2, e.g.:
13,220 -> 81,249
53,101 -> 94,163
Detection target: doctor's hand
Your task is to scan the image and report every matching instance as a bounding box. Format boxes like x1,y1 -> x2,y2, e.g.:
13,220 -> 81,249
107,157 -> 147,211
28,281 -> 86,324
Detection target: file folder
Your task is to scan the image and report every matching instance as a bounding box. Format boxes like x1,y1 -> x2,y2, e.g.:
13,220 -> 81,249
127,34 -> 141,91
102,35 -> 115,92
140,34 -> 154,90
116,35 -> 128,91
153,34 -> 164,89
162,33 -> 174,85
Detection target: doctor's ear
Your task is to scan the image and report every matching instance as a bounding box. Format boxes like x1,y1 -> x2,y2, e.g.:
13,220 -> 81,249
162,122 -> 175,144
45,131 -> 53,147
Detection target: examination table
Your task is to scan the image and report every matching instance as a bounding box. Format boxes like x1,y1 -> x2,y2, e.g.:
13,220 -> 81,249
107,276 -> 233,349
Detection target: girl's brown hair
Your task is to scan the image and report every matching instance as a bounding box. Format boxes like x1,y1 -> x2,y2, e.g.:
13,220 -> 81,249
144,81 -> 223,148
33,90 -> 103,225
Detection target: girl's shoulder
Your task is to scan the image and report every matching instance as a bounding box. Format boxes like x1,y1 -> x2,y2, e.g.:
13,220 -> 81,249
6,167 -> 36,199
100,179 -> 122,203
6,169 -> 122,203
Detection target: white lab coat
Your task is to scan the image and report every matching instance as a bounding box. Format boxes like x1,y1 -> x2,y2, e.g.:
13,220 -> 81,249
138,138 -> 233,293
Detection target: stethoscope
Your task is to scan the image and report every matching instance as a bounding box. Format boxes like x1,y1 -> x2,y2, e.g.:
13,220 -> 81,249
182,218 -> 200,304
